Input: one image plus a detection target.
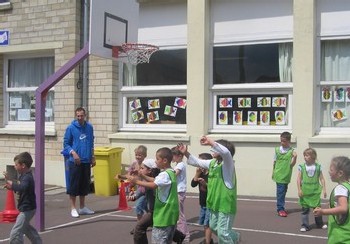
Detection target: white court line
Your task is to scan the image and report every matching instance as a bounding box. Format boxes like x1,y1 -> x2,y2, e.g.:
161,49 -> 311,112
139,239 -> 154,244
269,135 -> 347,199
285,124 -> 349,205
0,198 -> 327,242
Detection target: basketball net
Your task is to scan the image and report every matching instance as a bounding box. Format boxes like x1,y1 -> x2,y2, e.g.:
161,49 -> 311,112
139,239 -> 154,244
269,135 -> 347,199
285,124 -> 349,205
120,43 -> 159,65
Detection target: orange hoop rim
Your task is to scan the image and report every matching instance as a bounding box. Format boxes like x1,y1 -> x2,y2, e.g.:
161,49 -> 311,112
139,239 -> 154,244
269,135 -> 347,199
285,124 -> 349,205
121,43 -> 159,52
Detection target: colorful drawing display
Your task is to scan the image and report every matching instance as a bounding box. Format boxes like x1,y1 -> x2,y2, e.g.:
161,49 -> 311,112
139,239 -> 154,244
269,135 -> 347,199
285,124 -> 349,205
322,87 -> 332,102
174,97 -> 187,109
238,97 -> 251,108
334,87 -> 345,102
232,111 -> 242,125
129,99 -> 141,110
219,97 -> 233,108
275,111 -> 285,125
331,108 -> 347,122
257,97 -> 271,108
164,105 -> 177,117
260,111 -> 270,125
147,111 -> 159,122
148,99 -> 160,109
218,111 -> 228,125
247,111 -> 257,125
272,97 -> 287,107
132,110 -> 144,122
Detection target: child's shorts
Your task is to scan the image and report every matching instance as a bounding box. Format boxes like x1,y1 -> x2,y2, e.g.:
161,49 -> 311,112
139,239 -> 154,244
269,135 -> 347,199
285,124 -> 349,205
198,206 -> 210,226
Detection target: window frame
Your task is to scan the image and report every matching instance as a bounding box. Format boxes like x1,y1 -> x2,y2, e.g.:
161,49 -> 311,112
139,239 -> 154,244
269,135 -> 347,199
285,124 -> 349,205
317,36 -> 350,135
209,41 -> 294,134
3,52 -> 55,129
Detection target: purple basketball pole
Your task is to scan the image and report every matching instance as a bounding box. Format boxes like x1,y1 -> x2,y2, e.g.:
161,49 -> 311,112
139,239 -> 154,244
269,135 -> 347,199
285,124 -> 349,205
35,43 -> 90,231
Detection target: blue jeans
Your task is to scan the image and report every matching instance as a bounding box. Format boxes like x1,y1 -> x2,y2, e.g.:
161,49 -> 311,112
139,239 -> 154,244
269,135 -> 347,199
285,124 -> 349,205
276,183 -> 288,212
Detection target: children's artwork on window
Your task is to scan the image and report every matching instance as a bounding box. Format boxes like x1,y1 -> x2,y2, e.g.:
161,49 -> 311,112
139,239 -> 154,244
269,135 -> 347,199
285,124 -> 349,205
257,97 -> 271,108
238,97 -> 251,108
272,97 -> 287,107
260,111 -> 270,125
148,99 -> 160,109
174,97 -> 187,109
147,111 -> 159,122
321,87 -> 332,102
334,87 -> 345,102
232,111 -> 243,125
331,108 -> 347,122
10,97 -> 22,109
164,105 -> 177,117
346,88 -> 350,102
132,110 -> 145,122
129,99 -> 142,110
218,111 -> 228,125
275,111 -> 285,125
219,97 -> 233,108
247,111 -> 257,125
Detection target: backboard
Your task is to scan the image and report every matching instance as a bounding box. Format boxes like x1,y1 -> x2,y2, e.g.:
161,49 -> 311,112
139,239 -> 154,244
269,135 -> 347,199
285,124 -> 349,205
89,0 -> 139,60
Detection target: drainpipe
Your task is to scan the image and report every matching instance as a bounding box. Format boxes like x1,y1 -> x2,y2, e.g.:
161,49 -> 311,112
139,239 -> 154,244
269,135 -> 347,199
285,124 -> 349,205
82,0 -> 89,110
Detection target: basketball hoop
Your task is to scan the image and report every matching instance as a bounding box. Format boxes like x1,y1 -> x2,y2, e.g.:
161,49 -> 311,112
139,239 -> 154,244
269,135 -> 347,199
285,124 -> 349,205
120,43 -> 159,65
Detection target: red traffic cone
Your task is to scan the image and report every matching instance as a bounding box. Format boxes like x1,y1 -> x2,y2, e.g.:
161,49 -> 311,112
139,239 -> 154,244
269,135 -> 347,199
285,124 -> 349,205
2,189 -> 19,223
117,181 -> 131,211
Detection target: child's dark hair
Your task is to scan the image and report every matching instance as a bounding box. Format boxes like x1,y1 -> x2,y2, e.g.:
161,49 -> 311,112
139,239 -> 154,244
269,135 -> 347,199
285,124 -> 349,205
151,168 -> 161,178
14,152 -> 33,168
171,146 -> 184,156
280,131 -> 291,142
331,156 -> 350,179
216,139 -> 235,157
156,147 -> 173,164
199,153 -> 213,160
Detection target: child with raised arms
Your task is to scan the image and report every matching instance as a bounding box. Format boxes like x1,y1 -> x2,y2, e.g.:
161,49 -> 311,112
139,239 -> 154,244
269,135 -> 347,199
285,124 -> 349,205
314,156 -> 350,244
177,136 -> 240,243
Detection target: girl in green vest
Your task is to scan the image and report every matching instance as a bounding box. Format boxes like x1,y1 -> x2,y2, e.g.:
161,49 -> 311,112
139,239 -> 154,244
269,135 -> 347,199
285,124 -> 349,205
314,156 -> 350,244
297,148 -> 327,232
177,136 -> 240,244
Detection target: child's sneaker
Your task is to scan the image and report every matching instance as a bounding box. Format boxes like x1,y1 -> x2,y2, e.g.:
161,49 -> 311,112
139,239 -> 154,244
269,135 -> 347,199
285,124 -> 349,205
300,226 -> 310,232
322,224 -> 328,229
71,208 -> 79,218
277,210 -> 287,217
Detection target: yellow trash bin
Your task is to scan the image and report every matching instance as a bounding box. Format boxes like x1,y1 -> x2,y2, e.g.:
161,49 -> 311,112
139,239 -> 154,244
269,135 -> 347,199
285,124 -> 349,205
93,147 -> 124,196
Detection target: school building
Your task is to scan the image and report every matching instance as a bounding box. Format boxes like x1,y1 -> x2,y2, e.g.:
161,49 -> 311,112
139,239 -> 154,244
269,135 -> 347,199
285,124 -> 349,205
0,0 -> 349,198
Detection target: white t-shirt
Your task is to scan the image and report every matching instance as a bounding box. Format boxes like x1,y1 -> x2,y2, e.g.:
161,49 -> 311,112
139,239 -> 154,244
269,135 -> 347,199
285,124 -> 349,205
333,184 -> 349,207
174,161 -> 187,193
297,164 -> 322,177
154,169 -> 174,203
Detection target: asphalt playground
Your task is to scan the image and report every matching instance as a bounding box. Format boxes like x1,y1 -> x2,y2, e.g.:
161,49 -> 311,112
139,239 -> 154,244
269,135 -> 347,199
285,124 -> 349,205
0,185 -> 328,244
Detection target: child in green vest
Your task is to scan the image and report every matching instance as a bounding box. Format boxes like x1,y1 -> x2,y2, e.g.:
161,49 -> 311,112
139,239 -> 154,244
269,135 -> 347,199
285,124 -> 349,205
127,147 -> 179,244
314,156 -> 350,244
272,131 -> 297,217
297,148 -> 327,232
177,136 -> 240,244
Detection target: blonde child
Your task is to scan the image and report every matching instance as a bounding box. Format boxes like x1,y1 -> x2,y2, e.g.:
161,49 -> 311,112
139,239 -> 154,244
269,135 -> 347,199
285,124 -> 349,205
314,156 -> 350,244
171,146 -> 190,243
177,136 -> 240,243
297,148 -> 327,232
272,131 -> 297,217
128,147 -> 179,244
116,145 -> 148,234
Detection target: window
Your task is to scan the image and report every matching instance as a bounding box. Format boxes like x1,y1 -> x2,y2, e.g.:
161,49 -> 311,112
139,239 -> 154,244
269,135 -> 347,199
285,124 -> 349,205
319,39 -> 350,130
120,48 -> 187,132
5,55 -> 54,124
211,43 -> 293,133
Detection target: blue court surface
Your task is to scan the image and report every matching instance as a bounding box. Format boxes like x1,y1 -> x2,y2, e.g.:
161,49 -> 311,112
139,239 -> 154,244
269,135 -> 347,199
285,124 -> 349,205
0,186 -> 328,243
